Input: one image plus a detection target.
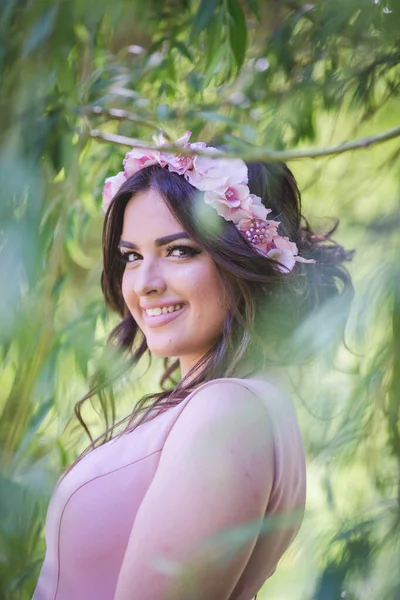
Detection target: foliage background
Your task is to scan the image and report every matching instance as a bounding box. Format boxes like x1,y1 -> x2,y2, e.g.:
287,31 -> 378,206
0,0 -> 399,598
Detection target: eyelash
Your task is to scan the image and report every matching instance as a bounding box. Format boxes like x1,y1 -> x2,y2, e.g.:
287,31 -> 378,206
117,244 -> 201,264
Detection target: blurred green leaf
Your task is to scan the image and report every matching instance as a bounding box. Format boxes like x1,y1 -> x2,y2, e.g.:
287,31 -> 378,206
227,0 -> 247,70
23,5 -> 58,57
205,5 -> 224,73
1,0 -> 400,598
190,0 -> 220,41
172,40 -> 193,62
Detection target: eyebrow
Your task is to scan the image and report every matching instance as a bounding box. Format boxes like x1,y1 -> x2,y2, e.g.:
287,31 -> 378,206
118,232 -> 191,250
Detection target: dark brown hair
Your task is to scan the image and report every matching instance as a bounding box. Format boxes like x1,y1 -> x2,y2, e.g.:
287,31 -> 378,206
75,162 -> 353,446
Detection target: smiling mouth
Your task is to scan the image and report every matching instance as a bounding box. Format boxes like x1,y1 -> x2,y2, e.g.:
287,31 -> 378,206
142,304 -> 186,328
144,303 -> 184,317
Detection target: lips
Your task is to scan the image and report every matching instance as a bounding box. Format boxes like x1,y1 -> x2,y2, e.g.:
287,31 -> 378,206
141,304 -> 186,328
144,303 -> 184,316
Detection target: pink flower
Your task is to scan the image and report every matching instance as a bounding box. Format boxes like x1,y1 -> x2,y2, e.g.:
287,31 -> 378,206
159,153 -> 194,175
239,215 -> 287,239
189,141 -> 207,152
204,187 -> 272,224
186,152 -> 248,191
123,148 -> 158,177
273,235 -> 299,256
175,131 -> 192,146
203,183 -> 251,222
100,130 -> 317,272
238,216 -> 281,256
156,131 -> 202,175
266,247 -> 297,272
247,194 -> 269,220
266,236 -> 315,271
237,217 -> 313,272
152,132 -> 169,147
294,255 -> 316,264
102,171 -> 127,213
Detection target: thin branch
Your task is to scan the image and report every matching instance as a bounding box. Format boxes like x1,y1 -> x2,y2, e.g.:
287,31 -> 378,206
90,124 -> 400,162
90,106 -> 163,133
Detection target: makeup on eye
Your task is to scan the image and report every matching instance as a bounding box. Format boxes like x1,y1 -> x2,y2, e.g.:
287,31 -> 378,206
117,244 -> 202,264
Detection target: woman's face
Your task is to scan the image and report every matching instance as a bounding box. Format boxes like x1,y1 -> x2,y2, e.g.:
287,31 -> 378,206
120,188 -> 228,376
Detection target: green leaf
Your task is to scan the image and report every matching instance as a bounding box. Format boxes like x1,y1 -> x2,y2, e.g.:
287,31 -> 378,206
30,398 -> 53,432
186,71 -> 204,94
244,0 -> 259,19
172,40 -> 194,62
166,53 -> 177,90
205,6 -> 224,72
23,5 -> 58,57
227,0 -> 247,70
190,0 -> 221,40
197,110 -> 245,127
146,37 -> 166,57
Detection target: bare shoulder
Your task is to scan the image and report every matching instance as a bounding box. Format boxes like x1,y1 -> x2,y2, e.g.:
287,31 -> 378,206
163,379 -> 274,455
114,380 -> 276,600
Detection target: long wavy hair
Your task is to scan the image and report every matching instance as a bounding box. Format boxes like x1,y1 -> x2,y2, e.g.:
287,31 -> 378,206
75,162 -> 354,449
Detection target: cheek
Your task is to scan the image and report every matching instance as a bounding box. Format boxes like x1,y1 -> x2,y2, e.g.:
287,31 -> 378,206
192,269 -> 228,323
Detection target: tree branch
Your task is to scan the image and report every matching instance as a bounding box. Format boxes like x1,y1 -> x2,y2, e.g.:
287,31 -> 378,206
90,106 -> 163,133
89,124 -> 400,162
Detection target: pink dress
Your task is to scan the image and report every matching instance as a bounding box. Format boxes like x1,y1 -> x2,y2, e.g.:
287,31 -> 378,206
33,377 -> 306,600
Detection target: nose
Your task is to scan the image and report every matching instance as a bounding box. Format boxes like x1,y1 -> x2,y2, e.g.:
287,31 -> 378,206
129,257 -> 167,297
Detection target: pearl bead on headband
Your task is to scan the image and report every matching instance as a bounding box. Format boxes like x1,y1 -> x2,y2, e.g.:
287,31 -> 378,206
102,131 -> 316,273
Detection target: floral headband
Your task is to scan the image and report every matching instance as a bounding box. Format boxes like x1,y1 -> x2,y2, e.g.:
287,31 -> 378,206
102,131 -> 315,273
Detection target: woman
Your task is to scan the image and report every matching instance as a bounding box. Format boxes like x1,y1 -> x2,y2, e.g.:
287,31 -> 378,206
33,132 -> 353,599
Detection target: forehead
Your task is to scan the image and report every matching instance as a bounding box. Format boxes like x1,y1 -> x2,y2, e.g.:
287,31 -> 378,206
121,188 -> 183,242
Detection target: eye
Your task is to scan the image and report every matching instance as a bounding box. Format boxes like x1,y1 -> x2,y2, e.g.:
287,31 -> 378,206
166,245 -> 201,259
117,244 -> 201,264
117,250 -> 140,264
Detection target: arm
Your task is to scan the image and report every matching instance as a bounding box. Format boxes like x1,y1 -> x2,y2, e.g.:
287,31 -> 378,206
114,381 -> 275,600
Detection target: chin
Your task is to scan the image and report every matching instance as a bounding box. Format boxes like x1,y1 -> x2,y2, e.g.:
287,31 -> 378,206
145,337 -> 200,360
147,346 -> 177,358
145,338 -> 182,358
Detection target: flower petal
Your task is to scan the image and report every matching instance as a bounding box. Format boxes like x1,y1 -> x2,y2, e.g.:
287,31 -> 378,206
123,148 -> 158,176
273,235 -> 299,255
176,131 -> 192,146
102,171 -> 127,213
266,248 -> 296,273
188,156 -> 248,191
295,256 -> 316,264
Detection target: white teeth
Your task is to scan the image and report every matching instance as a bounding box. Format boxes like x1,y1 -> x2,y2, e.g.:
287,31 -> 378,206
145,304 -> 183,317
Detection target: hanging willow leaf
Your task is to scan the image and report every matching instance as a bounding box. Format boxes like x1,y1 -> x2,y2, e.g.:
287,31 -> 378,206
205,5 -> 224,73
22,5 -> 58,57
227,0 -> 247,70
190,0 -> 221,41
1,0 -> 400,598
172,40 -> 194,62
